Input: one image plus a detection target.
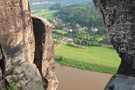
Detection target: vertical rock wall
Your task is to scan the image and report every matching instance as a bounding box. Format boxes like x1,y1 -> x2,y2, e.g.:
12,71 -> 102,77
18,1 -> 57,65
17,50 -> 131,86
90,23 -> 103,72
32,16 -> 58,90
0,0 -> 57,90
0,0 -> 37,89
93,0 -> 135,90
0,0 -> 35,63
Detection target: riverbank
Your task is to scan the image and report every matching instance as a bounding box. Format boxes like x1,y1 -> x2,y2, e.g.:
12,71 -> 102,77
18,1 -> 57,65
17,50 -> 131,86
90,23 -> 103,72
55,63 -> 112,90
55,44 -> 120,74
55,56 -> 117,74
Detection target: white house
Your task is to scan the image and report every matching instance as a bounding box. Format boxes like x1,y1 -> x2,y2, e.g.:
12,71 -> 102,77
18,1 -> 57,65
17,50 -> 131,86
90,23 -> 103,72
65,38 -> 73,42
76,23 -> 81,29
67,29 -> 73,32
91,27 -> 98,32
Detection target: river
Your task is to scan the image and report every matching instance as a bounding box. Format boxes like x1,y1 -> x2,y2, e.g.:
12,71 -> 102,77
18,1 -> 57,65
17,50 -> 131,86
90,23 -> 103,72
55,63 -> 112,90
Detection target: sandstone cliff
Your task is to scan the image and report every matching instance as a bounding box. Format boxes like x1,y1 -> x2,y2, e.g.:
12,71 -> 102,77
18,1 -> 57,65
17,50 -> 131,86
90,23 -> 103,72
32,16 -> 58,90
0,0 -> 58,90
93,0 -> 135,90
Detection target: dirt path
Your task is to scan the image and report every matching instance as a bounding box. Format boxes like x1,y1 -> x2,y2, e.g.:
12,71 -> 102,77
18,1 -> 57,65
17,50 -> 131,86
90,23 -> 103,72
55,42 -> 65,50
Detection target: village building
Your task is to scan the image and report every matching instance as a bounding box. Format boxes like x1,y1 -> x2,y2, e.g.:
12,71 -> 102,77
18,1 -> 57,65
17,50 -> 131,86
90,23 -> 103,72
70,41 -> 75,45
67,29 -> 73,32
78,27 -> 88,31
59,19 -> 62,22
76,23 -> 88,31
84,26 -> 88,30
65,38 -> 73,42
63,27 -> 67,30
76,23 -> 81,30
56,17 -> 59,21
52,19 -> 58,25
78,27 -> 82,30
91,27 -> 98,32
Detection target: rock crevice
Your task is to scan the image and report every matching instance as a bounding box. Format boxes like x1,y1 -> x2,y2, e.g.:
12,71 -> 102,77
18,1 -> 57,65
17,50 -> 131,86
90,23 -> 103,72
0,0 -> 57,90
32,16 -> 58,90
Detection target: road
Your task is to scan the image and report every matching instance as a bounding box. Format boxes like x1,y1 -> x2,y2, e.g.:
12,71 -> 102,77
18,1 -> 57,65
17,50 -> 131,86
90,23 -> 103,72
54,42 -> 65,50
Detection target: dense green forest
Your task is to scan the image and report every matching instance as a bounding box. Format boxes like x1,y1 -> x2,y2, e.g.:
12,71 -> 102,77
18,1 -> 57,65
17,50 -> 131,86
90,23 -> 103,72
49,3 -> 63,10
58,3 -> 103,28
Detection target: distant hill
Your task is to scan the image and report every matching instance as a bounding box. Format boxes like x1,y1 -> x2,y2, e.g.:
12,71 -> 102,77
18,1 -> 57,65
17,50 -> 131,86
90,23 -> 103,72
29,0 -> 92,10
58,3 -> 102,28
29,0 -> 92,4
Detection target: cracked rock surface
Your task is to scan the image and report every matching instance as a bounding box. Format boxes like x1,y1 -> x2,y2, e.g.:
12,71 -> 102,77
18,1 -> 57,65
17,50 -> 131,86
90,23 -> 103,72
6,62 -> 44,90
0,0 -> 58,90
93,0 -> 135,90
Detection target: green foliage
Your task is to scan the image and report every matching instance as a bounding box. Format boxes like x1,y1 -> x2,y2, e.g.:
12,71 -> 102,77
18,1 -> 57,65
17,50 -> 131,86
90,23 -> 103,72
53,30 -> 68,34
30,4 -> 55,10
5,83 -> 20,90
54,40 -> 61,44
55,56 -> 117,74
103,37 -> 111,44
49,3 -> 63,10
52,31 -> 64,36
55,44 -> 121,69
59,56 -> 65,61
47,18 -> 53,23
55,44 -> 120,74
32,10 -> 59,19
59,3 -> 102,27
98,43 -> 103,47
55,56 -> 118,74
54,24 -> 63,29
52,29 -> 110,46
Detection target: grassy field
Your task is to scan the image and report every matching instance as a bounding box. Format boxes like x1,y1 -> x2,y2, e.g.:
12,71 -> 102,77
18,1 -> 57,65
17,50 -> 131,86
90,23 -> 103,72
32,10 -> 58,19
55,44 -> 121,74
53,29 -> 68,34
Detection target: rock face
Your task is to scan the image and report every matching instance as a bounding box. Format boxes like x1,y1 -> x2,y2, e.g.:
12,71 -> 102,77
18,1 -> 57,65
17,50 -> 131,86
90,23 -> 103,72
105,74 -> 135,90
6,62 -> 44,90
32,16 -> 58,90
0,0 -> 57,90
93,0 -> 135,90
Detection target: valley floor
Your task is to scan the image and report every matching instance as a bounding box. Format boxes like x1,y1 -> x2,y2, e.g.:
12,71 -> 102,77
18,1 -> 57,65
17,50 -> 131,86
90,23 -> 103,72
55,44 -> 121,74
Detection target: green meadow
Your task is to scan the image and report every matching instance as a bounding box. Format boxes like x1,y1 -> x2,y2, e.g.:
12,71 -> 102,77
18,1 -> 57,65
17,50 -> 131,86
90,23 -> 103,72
32,10 -> 58,19
55,44 -> 121,74
53,29 -> 68,34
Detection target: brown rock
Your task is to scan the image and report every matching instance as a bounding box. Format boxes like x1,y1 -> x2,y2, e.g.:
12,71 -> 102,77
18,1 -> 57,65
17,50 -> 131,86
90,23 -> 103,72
6,62 -> 44,90
0,0 -> 57,90
0,0 -> 35,79
32,16 -> 58,90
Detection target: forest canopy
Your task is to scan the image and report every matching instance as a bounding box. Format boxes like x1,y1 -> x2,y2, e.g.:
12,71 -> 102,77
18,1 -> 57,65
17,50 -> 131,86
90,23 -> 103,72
58,3 -> 103,27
